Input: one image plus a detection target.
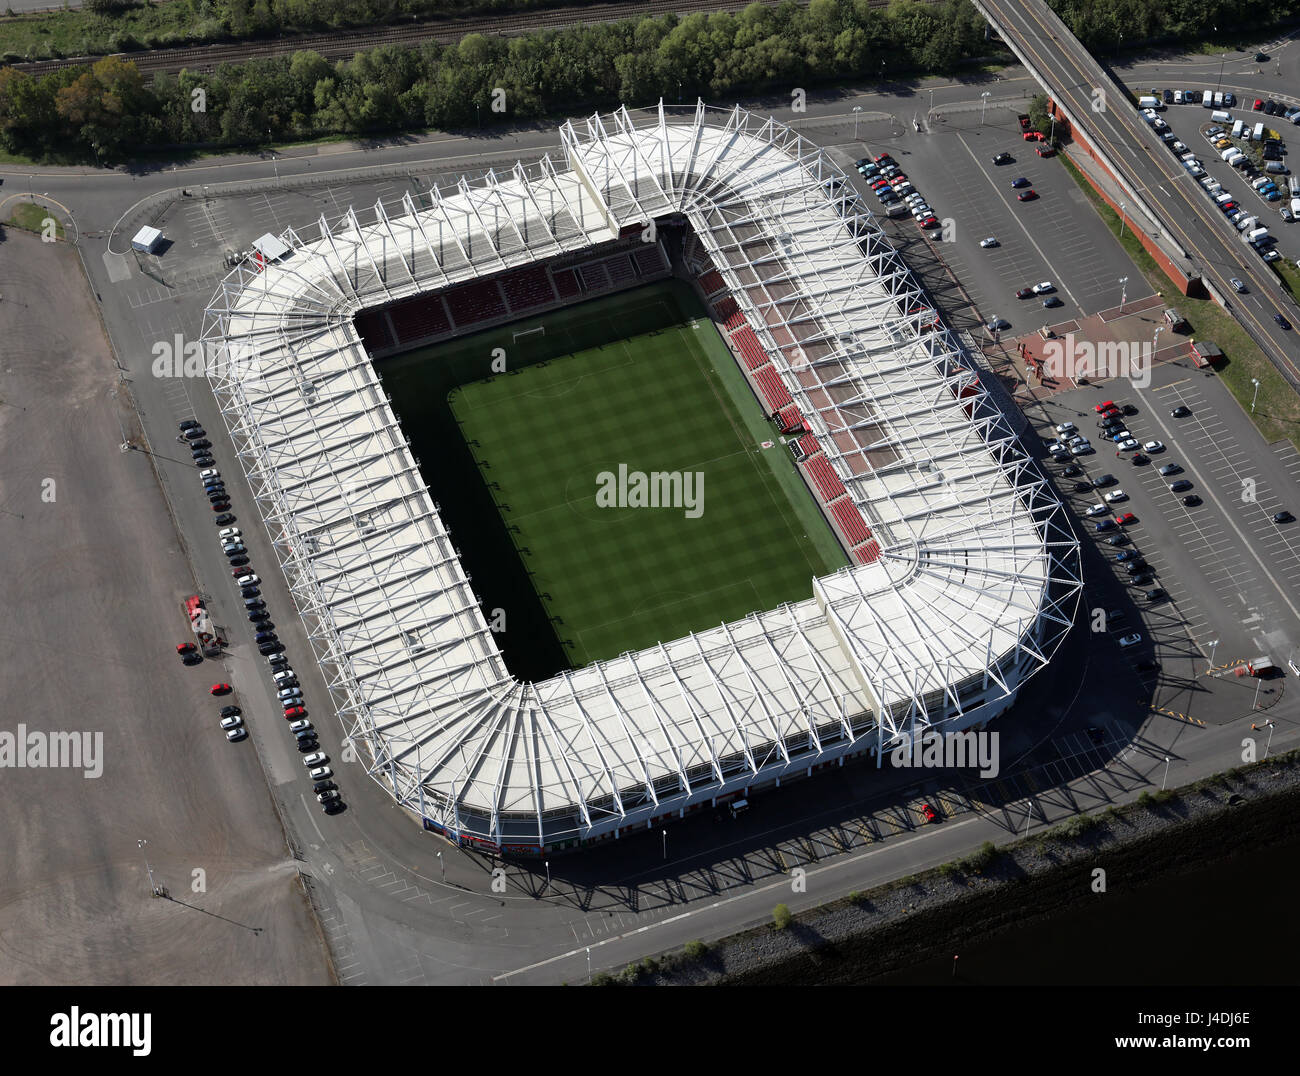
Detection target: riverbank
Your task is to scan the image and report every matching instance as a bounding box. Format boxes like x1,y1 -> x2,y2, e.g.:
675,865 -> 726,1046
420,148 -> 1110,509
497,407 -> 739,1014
604,747 -> 1300,985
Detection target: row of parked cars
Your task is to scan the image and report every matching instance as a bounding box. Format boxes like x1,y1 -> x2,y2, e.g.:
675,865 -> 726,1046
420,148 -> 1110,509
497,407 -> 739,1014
180,418 -> 344,813
857,153 -> 940,230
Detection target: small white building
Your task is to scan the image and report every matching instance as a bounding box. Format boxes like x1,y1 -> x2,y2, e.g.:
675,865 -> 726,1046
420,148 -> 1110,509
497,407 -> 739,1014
131,225 -> 163,254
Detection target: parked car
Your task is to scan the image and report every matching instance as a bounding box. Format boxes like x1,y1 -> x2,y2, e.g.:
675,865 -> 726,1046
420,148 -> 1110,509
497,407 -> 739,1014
1092,473 -> 1116,487
1169,480 -> 1192,493
1043,296 -> 1063,308
1142,440 -> 1165,452
1159,463 -> 1182,476
214,513 -> 236,526
1017,190 -> 1038,201
980,236 -> 999,248
1170,405 -> 1191,417
1118,633 -> 1142,648
993,152 -> 1013,165
210,683 -> 232,696
1031,281 -> 1055,295
1104,489 -> 1128,503
308,766 -> 333,780
1086,503 -> 1109,517
1273,511 -> 1294,523
1011,177 -> 1031,189
303,752 -> 329,768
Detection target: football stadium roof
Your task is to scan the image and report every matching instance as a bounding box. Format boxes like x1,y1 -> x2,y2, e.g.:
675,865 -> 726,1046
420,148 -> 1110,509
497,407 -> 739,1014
201,101 -> 1081,853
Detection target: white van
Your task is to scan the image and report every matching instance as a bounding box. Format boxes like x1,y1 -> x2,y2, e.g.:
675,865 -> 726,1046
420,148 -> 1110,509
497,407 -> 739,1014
1246,227 -> 1270,243
728,798 -> 750,818
1202,90 -> 1213,107
1213,92 -> 1224,108
1253,122 -> 1266,141
1288,176 -> 1300,196
1265,161 -> 1290,175
1211,110 -> 1231,123
1214,193 -> 1233,206
1220,148 -> 1237,162
1138,95 -> 1160,110
1232,119 -> 1244,138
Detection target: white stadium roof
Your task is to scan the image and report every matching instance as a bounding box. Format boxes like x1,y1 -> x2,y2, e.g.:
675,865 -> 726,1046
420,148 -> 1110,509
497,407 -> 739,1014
202,102 -> 1081,853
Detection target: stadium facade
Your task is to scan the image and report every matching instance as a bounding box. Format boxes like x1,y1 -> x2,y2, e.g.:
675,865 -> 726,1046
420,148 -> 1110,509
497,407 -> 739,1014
201,102 -> 1082,855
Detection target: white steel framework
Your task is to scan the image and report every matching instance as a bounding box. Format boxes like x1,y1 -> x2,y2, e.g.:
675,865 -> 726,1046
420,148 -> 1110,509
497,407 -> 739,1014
201,102 -> 1082,854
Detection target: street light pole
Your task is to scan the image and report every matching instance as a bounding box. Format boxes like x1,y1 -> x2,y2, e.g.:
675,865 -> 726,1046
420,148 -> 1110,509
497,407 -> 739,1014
1264,720 -> 1275,757
437,850 -> 445,882
1207,637 -> 1220,673
853,105 -> 862,140
1251,378 -> 1261,412
662,829 -> 667,860
138,838 -> 160,897
1161,756 -> 1170,791
586,947 -> 592,984
980,91 -> 990,126
1118,275 -> 1128,310
1118,206 -> 1127,242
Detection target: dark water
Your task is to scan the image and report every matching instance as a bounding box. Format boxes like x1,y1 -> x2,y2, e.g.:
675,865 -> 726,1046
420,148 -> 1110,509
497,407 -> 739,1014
875,833 -> 1300,986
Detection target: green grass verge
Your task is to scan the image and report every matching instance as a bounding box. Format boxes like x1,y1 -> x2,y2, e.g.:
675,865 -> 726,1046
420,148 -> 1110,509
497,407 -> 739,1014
5,200 -> 64,238
1061,152 -> 1300,449
449,315 -> 846,667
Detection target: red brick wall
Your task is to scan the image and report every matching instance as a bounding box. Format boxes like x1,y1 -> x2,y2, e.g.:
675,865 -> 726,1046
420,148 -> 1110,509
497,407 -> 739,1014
1056,107 -> 1198,297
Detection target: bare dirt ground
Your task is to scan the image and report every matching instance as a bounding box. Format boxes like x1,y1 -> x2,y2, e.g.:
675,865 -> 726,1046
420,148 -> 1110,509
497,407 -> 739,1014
0,228 -> 331,985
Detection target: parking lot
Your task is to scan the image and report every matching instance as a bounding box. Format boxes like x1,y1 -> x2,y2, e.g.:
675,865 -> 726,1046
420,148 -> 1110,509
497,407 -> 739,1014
1027,359 -> 1300,723
831,106 -> 1153,340
1137,91 -> 1300,271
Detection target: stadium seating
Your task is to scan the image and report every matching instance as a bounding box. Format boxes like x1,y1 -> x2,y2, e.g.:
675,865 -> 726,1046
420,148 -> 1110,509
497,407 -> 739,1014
713,296 -> 739,324
733,327 -> 769,371
500,266 -> 558,312
445,279 -> 507,327
754,366 -> 793,411
776,405 -> 806,433
552,268 -> 580,299
633,245 -> 669,277
603,254 -> 636,286
831,499 -> 872,547
577,262 -> 610,292
797,433 -> 821,458
354,309 -> 395,352
387,294 -> 452,344
805,456 -> 847,502
853,541 -> 881,565
698,269 -> 727,297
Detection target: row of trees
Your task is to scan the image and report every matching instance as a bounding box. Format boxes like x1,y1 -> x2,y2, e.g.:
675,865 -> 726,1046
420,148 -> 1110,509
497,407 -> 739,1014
1,0 -> 1294,160
0,1 -> 989,159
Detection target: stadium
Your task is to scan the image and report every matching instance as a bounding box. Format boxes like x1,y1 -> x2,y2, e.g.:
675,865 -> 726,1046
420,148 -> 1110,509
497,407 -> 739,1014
201,101 -> 1083,855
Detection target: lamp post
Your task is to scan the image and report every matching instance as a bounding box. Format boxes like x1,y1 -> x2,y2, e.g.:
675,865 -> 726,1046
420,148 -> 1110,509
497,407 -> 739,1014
1251,377 -> 1261,412
138,838 -> 160,897
928,88 -> 934,121
544,859 -> 550,887
1263,720 -> 1275,757
662,829 -> 667,860
1152,325 -> 1164,367
1161,756 -> 1171,791
586,947 -> 592,984
1217,53 -> 1227,93
980,91 -> 990,126
1118,275 -> 1128,310
1118,205 -> 1127,241
437,850 -> 445,882
1207,637 -> 1220,673
853,105 -> 862,140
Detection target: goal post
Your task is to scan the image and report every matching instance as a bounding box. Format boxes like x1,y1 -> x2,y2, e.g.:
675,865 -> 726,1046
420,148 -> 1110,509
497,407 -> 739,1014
512,325 -> 545,343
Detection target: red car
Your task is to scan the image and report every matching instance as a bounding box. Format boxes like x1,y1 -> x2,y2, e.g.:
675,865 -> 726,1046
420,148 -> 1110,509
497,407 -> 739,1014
232,564 -> 253,578
1017,189 -> 1038,201
1116,512 -> 1137,526
919,803 -> 938,823
210,683 -> 232,696
211,501 -> 231,512
1094,400 -> 1116,413
284,705 -> 307,719
1253,99 -> 1264,111
177,642 -> 196,655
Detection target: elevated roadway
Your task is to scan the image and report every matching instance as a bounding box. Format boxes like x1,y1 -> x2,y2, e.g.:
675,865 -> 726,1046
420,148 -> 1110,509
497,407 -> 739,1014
974,0 -> 1300,391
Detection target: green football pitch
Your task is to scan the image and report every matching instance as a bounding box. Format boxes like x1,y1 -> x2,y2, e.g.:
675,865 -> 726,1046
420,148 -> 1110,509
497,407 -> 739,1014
448,298 -> 847,668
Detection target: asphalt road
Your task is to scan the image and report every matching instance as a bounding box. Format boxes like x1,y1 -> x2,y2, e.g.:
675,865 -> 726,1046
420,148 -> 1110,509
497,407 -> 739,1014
4,62 -> 1300,985
976,0 -> 1300,388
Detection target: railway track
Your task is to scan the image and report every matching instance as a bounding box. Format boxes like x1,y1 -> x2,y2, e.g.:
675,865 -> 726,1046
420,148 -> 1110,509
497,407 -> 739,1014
4,0 -> 914,79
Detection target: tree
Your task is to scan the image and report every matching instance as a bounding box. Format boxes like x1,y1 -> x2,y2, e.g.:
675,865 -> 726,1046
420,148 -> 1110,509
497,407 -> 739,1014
772,903 -> 793,929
